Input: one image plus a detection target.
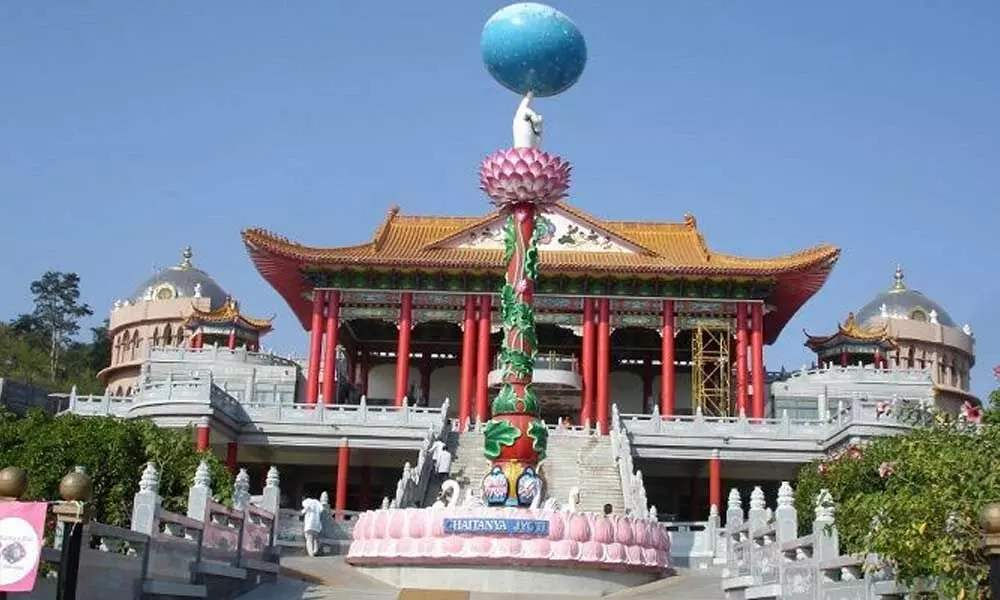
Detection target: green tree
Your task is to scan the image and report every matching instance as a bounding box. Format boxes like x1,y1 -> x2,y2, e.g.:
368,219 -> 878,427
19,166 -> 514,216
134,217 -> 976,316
0,410 -> 233,526
88,318 -> 111,373
19,272 -> 93,380
795,396 -> 1000,598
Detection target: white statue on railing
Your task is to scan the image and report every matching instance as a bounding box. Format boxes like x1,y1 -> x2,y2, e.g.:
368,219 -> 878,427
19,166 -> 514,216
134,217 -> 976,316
300,497 -> 323,556
513,91 -> 543,149
432,479 -> 460,509
563,486 -> 580,513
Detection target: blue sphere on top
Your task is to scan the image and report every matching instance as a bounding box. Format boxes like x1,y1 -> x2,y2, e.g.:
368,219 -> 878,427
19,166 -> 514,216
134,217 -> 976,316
481,3 -> 587,98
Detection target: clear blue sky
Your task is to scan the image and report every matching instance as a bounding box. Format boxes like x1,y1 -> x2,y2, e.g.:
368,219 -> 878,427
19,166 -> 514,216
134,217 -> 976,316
2,2 -> 998,399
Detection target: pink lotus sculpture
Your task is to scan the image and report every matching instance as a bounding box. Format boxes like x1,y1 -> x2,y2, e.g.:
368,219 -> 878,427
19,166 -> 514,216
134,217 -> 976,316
479,148 -> 572,206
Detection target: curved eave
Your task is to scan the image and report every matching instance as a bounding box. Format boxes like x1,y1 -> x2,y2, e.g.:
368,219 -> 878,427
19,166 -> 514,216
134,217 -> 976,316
244,229 -> 840,340
803,332 -> 895,352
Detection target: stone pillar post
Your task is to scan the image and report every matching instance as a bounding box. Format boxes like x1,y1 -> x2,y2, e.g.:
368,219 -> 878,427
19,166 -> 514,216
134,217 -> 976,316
660,299 -> 675,416
132,462 -> 162,535
306,291 -> 325,405
261,466 -> 280,517
186,461 -> 212,521
322,290 -> 341,405
233,468 -> 251,511
747,486 -> 767,530
774,481 -> 797,543
812,488 -> 839,562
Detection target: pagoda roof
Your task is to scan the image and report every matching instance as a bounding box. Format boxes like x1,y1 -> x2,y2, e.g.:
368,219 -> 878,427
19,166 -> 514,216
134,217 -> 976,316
243,201 -> 840,343
183,297 -> 273,334
804,312 -> 895,352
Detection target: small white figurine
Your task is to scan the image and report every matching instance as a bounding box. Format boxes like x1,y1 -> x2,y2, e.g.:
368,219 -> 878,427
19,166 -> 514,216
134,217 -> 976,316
193,282 -> 202,298
300,498 -> 324,557
513,91 -> 543,149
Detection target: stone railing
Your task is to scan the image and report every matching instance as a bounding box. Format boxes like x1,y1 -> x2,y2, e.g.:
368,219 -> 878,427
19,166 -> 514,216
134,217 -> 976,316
148,344 -> 301,369
8,461 -> 280,600
385,402 -> 450,509
274,491 -> 361,555
785,363 -> 932,384
610,404 -> 651,518
242,395 -> 449,431
721,482 -> 909,599
660,508 -> 724,570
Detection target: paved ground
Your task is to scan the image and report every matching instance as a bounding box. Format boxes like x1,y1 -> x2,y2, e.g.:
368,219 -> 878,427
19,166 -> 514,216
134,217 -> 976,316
236,557 -> 725,600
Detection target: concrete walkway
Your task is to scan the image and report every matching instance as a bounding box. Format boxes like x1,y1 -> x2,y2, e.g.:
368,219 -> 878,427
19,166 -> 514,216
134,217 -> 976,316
237,557 -> 725,600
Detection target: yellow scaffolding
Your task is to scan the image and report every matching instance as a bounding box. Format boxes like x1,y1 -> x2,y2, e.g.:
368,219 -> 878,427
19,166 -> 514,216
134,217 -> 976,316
691,321 -> 732,417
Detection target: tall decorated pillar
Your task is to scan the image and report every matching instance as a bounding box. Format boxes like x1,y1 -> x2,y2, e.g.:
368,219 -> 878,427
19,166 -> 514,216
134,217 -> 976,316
306,292 -> 325,405
579,297 -> 595,426
476,1 -> 584,506
322,290 -> 341,405
596,298 -> 611,434
709,449 -> 722,511
750,303 -> 766,419
459,295 -> 477,429
735,302 -> 748,415
336,440 -> 350,519
394,292 -> 413,407
660,299 -> 675,416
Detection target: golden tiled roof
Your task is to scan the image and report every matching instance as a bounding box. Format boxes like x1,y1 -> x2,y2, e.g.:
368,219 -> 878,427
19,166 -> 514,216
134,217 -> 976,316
805,312 -> 894,348
242,202 -> 839,276
184,297 -> 273,332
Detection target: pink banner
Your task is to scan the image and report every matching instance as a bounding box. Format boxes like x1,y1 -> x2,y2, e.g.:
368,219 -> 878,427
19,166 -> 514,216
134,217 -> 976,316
0,502 -> 47,592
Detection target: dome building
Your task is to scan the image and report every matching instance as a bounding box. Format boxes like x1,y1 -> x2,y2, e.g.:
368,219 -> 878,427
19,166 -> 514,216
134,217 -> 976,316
99,247 -> 272,395
804,265 -> 977,411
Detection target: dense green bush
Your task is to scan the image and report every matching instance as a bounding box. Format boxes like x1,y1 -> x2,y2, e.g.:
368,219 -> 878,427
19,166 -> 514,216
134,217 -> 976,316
795,393 -> 1000,599
0,409 -> 233,526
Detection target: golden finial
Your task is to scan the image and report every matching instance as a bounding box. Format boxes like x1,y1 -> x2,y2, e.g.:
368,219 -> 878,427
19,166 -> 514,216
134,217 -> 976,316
180,246 -> 194,270
891,264 -> 905,292
683,212 -> 697,230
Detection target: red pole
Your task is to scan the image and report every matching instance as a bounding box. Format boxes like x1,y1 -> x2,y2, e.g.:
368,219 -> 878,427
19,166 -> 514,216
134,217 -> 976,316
225,442 -> 238,474
335,442 -> 350,520
709,450 -> 722,511
322,290 -> 341,405
596,298 -> 611,434
736,302 -> 748,415
475,295 -> 492,422
306,292 -> 325,405
751,303 -> 766,419
227,330 -> 236,349
394,292 -> 413,407
459,295 -> 477,430
580,298 -> 595,426
660,299 -> 675,417
196,426 -> 210,452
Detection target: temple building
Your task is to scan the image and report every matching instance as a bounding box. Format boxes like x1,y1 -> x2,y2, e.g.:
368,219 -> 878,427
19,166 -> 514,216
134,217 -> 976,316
99,247 -> 273,396
802,266 -> 975,412
242,201 -> 841,429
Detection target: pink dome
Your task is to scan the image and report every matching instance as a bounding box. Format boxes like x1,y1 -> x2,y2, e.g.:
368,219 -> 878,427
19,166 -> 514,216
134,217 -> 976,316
547,512 -> 566,541
372,511 -> 388,539
591,516 -> 614,544
387,510 -> 407,539
614,517 -> 635,546
405,509 -> 426,539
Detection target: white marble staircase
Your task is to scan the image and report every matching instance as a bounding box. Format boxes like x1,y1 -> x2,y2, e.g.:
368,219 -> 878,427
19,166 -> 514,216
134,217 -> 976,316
423,430 -> 625,513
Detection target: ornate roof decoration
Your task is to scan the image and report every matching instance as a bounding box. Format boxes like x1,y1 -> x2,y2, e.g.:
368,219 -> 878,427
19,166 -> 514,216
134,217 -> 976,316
183,296 -> 273,333
242,201 -> 840,342
804,312 -> 896,352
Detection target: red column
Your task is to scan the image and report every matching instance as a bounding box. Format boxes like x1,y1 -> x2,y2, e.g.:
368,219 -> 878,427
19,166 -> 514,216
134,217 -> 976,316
192,332 -> 203,349
709,450 -> 722,511
660,300 -> 675,417
840,350 -> 849,367
459,295 -> 476,430
227,330 -> 236,349
735,302 -> 748,415
336,442 -> 350,520
596,298 -> 611,435
874,349 -> 883,369
642,358 -> 653,413
750,303 -> 765,419
580,298 -> 595,427
306,292 -> 325,405
322,290 -> 341,405
196,426 -> 210,452
225,441 -> 238,474
394,292 -> 413,407
475,295 -> 492,423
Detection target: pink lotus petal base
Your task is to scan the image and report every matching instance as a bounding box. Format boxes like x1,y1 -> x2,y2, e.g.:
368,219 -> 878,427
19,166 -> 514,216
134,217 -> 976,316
479,148 -> 572,206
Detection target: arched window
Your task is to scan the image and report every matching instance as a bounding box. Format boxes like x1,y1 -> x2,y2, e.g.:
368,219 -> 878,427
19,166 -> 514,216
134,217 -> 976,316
152,327 -> 160,347
130,330 -> 140,360
906,346 -> 915,369
115,386 -> 123,396
163,324 -> 173,346
125,386 -> 132,396
910,308 -> 928,322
